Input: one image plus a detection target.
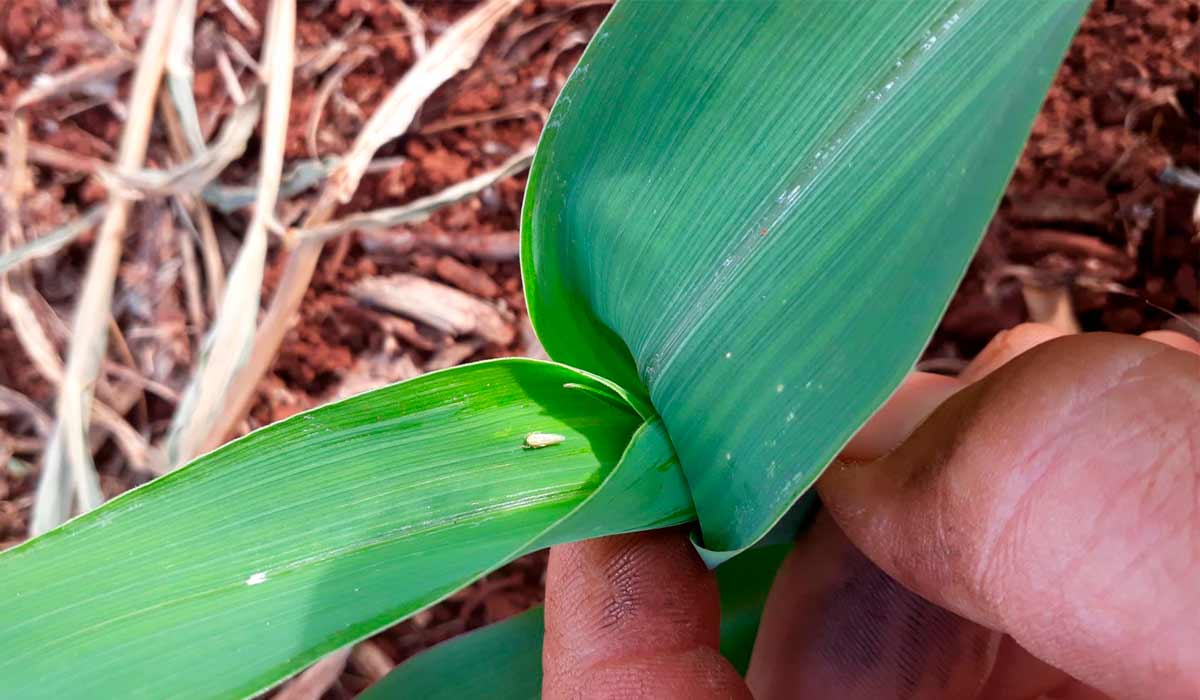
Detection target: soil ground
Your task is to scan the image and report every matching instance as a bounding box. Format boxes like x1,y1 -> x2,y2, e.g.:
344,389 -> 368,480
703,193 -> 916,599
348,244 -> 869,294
0,0 -> 1197,696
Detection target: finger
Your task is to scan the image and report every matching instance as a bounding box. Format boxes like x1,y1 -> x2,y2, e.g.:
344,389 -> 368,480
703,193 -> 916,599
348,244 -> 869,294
543,529 -> 751,700
980,637 -> 1109,700
824,325 -> 1084,698
959,322 -> 1068,383
839,324 -> 1184,699
748,511 -> 1001,700
1140,329 -> 1200,355
841,372 -> 963,461
819,334 -> 1200,699
842,323 -> 1068,462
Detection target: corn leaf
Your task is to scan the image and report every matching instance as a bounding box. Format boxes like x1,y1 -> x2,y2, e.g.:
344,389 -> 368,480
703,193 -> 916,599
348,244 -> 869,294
362,607 -> 545,700
3,1 -> 1092,696
0,360 -> 692,698
523,0 -> 1090,555
715,544 -> 791,675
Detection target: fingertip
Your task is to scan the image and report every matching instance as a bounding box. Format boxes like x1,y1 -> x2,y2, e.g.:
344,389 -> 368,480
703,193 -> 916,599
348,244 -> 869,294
842,323 -> 1071,463
959,322 -> 1068,383
841,371 -> 963,461
1140,329 -> 1200,356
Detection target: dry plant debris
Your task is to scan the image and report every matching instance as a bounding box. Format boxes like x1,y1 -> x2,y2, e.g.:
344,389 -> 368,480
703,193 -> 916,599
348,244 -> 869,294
352,273 -> 515,347
29,0 -> 182,533
162,0 -> 295,470
206,0 -> 527,453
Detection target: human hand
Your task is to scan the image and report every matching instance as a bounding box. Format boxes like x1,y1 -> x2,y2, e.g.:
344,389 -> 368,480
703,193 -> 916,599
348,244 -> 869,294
542,324 -> 1200,699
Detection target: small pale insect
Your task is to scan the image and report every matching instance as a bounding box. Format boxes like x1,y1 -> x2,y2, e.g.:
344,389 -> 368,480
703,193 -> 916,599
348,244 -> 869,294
524,432 -> 566,449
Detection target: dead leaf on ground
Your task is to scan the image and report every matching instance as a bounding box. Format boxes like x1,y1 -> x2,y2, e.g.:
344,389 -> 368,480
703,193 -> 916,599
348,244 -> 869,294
352,273 -> 514,346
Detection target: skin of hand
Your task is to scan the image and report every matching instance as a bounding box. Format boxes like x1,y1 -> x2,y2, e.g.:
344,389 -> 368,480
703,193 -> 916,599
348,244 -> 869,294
542,324 -> 1200,700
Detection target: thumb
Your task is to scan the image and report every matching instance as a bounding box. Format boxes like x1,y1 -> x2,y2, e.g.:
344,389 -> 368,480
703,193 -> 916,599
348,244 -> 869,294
818,333 -> 1200,700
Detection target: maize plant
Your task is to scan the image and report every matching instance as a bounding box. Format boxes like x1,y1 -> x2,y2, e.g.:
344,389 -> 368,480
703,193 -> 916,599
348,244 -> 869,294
0,1 -> 1089,697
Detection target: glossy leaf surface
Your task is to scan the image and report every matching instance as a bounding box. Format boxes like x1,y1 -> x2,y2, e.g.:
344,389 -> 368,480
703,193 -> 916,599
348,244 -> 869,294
524,0 -> 1089,553
0,360 -> 692,698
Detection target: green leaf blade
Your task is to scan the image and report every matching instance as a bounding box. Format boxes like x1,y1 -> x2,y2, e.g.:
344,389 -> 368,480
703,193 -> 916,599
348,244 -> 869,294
0,360 -> 645,699
524,0 -> 1089,553
716,544 -> 790,675
362,607 -> 546,700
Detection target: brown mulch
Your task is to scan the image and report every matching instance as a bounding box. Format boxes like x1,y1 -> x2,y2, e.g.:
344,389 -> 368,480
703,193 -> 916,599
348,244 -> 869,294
930,0 -> 1200,361
0,0 -> 1197,696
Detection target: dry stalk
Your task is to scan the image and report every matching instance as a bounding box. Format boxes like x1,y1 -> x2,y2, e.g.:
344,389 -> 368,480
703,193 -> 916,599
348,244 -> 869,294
2,120 -> 153,497
157,115 -> 208,336
349,641 -> 396,683
88,0 -> 135,49
1019,281 -> 1081,335
160,85 -> 227,318
224,34 -> 264,77
0,206 -> 106,276
195,203 -> 225,313
274,647 -> 352,700
165,0 -> 206,152
360,229 -> 520,262
176,209 -> 207,332
14,54 -> 134,111
0,385 -> 52,437
12,138 -> 107,174
32,0 -> 183,535
218,0 -> 260,33
162,0 -> 296,469
206,0 -> 523,451
1,118 -> 54,381
103,92 -> 263,197
390,0 -> 428,58
306,46 -> 376,159
289,148 -> 533,243
215,48 -> 248,105
418,102 -> 546,135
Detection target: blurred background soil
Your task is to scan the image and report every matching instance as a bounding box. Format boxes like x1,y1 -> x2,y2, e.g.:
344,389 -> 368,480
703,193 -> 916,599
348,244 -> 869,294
0,0 -> 1196,696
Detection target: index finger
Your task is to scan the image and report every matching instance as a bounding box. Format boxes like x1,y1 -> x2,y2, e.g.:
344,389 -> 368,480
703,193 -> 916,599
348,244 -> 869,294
818,333 -> 1200,699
